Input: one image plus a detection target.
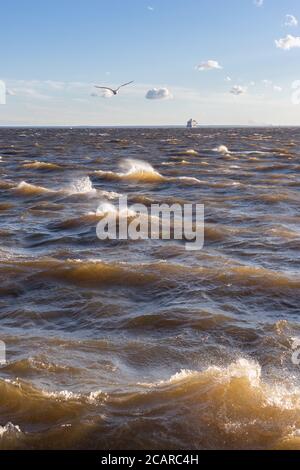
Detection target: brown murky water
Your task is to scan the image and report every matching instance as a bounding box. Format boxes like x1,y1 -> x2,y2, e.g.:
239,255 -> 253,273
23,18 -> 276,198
0,127 -> 300,449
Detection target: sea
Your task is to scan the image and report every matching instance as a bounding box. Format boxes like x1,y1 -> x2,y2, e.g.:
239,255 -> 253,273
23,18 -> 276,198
0,126 -> 299,449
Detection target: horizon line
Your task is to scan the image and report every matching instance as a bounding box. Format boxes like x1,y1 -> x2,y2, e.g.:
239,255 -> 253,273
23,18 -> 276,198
0,124 -> 299,129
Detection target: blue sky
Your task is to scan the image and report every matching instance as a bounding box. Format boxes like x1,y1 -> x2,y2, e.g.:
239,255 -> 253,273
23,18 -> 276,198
1,0 -> 300,125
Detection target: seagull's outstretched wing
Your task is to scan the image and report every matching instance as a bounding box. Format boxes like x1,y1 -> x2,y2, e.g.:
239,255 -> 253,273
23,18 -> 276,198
116,81 -> 134,91
94,86 -> 115,93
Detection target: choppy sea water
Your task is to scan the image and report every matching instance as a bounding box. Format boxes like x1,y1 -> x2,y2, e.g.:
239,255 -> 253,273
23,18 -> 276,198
0,127 -> 300,450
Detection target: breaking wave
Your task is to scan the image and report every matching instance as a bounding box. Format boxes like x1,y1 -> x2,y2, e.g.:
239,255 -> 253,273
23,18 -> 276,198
214,145 -> 230,154
66,176 -> 96,194
15,181 -> 54,195
94,159 -> 165,183
1,359 -> 300,449
131,358 -> 300,449
14,177 -> 97,197
94,159 -> 202,184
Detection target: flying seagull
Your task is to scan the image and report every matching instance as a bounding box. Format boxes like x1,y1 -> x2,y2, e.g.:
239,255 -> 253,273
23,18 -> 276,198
94,81 -> 134,95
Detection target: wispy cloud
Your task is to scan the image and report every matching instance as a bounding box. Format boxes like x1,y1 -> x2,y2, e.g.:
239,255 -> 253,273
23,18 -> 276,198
284,14 -> 298,27
44,80 -> 65,90
15,87 -> 51,100
145,88 -> 173,100
195,60 -> 222,71
275,34 -> 300,50
5,79 -> 93,100
254,0 -> 263,7
147,6 -> 154,11
262,80 -> 283,92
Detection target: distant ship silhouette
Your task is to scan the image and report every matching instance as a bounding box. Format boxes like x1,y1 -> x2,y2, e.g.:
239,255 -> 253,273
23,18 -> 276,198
186,118 -> 198,128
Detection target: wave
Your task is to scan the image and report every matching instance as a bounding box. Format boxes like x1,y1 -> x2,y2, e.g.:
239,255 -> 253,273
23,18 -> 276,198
0,422 -> 23,448
266,226 -> 300,240
22,161 -> 62,170
95,201 -> 137,218
15,181 -> 54,196
212,147 -> 272,157
0,377 -> 106,407
131,358 -> 300,449
0,202 -> 14,211
218,264 -> 300,289
124,309 -> 232,331
42,389 -> 106,405
259,192 -> 300,204
1,358 -> 300,449
94,159 -> 202,184
1,258 -> 299,292
98,190 -> 121,199
242,150 -> 271,155
213,145 -> 230,154
162,159 -> 192,166
3,258 -> 159,288
14,177 -> 98,197
94,159 -> 165,183
0,422 -> 22,437
2,357 -> 79,375
0,180 -> 15,190
0,377 -> 106,429
170,149 -> 199,157
66,176 -> 96,194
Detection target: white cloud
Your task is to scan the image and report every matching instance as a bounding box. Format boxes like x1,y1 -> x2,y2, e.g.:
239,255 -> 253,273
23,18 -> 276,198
275,34 -> 300,50
230,85 -> 247,95
225,76 -> 232,82
285,14 -> 298,27
145,88 -> 172,100
195,60 -> 222,71
147,6 -> 154,11
273,85 -> 283,92
254,0 -> 263,7
262,79 -> 272,86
